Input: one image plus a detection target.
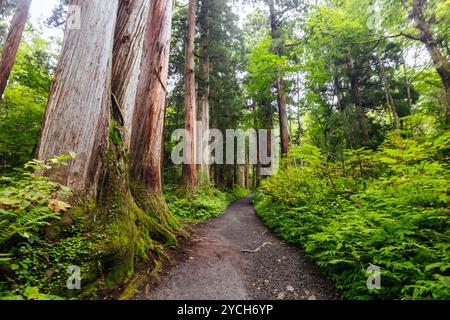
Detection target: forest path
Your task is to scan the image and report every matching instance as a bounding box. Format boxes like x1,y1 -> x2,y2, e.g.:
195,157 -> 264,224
136,197 -> 340,300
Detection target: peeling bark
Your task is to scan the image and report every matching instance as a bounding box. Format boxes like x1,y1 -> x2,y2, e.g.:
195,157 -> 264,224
37,0 -> 119,194
112,0 -> 150,149
198,0 -> 210,186
129,0 -> 173,194
183,0 -> 197,191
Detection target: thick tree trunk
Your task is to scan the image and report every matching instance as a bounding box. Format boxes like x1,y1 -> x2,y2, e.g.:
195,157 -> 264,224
112,0 -> 150,149
197,0 -> 210,186
0,0 -> 31,98
37,0 -> 177,286
183,0 -> 197,191
37,0 -> 119,194
346,55 -> 370,145
130,0 -> 173,194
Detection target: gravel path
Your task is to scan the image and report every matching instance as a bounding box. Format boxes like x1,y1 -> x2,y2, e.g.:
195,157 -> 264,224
136,197 -> 340,300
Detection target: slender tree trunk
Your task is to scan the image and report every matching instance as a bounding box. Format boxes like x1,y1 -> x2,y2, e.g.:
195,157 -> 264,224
252,102 -> 261,187
401,49 -> 413,114
277,77 -> 290,155
197,0 -> 210,186
0,0 -> 31,98
244,151 -> 249,189
378,54 -> 399,129
130,0 -> 173,195
237,165 -> 245,187
183,0 -> 197,191
37,0 -> 119,194
408,0 -> 450,124
346,55 -> 370,145
112,0 -> 150,149
268,1 -> 289,156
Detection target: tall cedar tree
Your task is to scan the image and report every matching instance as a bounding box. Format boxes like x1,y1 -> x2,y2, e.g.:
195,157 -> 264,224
183,0 -> 198,190
129,0 -> 180,231
37,0 -> 118,192
38,0 -> 177,283
112,0 -> 149,149
0,0 -> 32,98
267,0 -> 290,156
198,0 -> 211,185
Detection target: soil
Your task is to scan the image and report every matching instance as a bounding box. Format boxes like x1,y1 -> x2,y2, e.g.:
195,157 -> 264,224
135,197 -> 341,300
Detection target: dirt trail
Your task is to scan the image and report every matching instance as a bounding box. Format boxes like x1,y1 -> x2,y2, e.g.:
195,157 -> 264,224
136,197 -> 340,300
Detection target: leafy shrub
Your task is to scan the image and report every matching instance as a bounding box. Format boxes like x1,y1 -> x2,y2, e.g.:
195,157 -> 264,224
230,186 -> 251,199
254,130 -> 450,300
166,187 -> 236,222
0,154 -> 99,300
0,154 -> 75,246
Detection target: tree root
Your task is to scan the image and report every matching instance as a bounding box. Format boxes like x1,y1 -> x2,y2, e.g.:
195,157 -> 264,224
241,242 -> 279,253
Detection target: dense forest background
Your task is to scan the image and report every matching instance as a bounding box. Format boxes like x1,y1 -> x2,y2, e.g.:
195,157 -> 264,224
0,0 -> 449,300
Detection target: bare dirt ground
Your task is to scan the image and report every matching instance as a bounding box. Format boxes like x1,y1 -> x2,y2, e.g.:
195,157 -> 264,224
135,197 -> 340,300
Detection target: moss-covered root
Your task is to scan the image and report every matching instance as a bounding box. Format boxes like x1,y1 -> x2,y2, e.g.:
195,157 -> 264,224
96,101 -> 178,287
131,183 -> 182,232
96,187 -> 178,286
96,191 -> 148,286
118,244 -> 170,300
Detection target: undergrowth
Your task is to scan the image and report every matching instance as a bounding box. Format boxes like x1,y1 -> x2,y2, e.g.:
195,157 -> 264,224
254,127 -> 450,300
165,186 -> 244,222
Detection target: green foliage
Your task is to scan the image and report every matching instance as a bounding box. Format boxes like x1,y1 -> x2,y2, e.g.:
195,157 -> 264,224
0,154 -> 75,246
0,32 -> 55,173
230,186 -> 251,199
0,153 -> 106,300
255,127 -> 450,300
0,286 -> 64,300
166,187 -> 237,222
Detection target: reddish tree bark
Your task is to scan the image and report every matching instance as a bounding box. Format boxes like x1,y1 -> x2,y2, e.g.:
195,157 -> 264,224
112,0 -> 150,149
183,0 -> 197,191
197,0 -> 210,185
0,0 -> 31,98
37,0 -> 119,194
129,0 -> 173,194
